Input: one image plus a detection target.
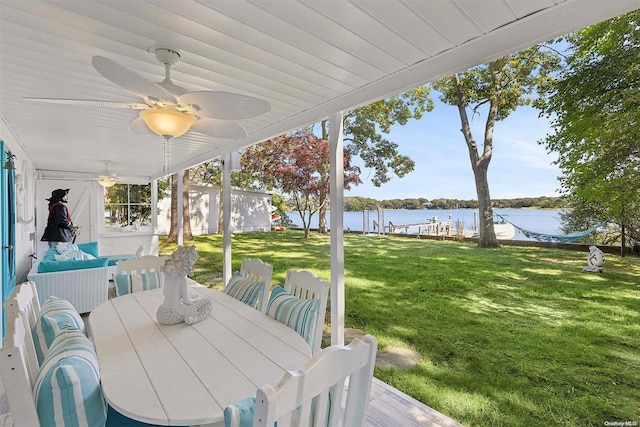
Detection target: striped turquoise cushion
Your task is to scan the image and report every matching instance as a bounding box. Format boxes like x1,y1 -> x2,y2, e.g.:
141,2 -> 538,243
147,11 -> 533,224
115,271 -> 162,296
32,296 -> 86,363
267,286 -> 320,348
34,329 -> 107,427
224,396 -> 255,427
224,271 -> 264,308
45,328 -> 92,357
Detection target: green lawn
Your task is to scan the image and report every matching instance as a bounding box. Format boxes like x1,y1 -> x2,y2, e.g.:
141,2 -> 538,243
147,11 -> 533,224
160,231 -> 640,427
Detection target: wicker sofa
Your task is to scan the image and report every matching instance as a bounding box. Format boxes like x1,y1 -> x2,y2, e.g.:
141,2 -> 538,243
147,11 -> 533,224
26,242 -> 110,314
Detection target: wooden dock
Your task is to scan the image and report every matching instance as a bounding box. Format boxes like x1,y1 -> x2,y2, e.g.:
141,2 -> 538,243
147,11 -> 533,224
387,220 -> 454,236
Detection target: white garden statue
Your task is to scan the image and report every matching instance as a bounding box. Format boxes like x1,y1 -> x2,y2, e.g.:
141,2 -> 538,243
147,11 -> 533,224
156,245 -> 212,324
583,245 -> 605,273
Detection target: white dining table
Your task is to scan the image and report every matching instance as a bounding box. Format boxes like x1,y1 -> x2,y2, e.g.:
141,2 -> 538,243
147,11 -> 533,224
89,281 -> 312,426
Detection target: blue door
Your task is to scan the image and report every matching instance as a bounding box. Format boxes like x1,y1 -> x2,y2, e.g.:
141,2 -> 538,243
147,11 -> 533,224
1,141 -> 17,338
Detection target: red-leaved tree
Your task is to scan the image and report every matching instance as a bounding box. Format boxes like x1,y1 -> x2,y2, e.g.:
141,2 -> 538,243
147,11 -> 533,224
243,130 -> 361,238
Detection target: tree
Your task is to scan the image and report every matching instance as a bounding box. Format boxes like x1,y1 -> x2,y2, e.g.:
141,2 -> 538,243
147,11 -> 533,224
188,160 -> 225,235
314,87 -> 433,232
538,10 -> 640,251
242,130 -> 361,238
270,193 -> 295,229
165,171 -> 194,243
432,47 -> 560,247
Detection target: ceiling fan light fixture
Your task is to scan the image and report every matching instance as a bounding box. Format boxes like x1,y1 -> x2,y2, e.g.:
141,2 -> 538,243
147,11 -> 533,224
97,176 -> 118,188
97,161 -> 119,188
139,108 -> 195,138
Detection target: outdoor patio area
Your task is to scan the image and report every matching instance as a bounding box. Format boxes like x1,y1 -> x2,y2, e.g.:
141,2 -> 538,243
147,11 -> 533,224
0,279 -> 465,427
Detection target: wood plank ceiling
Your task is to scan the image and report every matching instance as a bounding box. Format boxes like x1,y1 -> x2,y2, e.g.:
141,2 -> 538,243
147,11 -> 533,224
1,0 -> 639,181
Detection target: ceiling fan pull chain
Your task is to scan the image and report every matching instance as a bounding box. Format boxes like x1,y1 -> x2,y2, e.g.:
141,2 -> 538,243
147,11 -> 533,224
163,136 -> 171,174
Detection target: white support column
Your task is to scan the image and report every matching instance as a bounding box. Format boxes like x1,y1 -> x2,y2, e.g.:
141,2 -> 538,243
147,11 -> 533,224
151,178 -> 158,254
329,112 -> 345,346
151,178 -> 158,235
222,153 -> 232,285
177,169 -> 184,247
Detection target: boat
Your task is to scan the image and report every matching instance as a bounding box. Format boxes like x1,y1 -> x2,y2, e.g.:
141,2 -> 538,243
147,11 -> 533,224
493,216 -> 516,240
464,214 -> 515,239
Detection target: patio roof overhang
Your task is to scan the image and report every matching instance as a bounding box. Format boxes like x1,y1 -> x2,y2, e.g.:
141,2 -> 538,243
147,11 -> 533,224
2,1 -> 639,181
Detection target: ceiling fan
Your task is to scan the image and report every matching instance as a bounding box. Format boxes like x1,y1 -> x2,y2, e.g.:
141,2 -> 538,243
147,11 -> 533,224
96,161 -> 119,188
24,47 -> 271,140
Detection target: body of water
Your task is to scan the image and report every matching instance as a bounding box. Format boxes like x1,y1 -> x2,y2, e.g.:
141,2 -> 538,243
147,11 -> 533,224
314,208 -> 564,241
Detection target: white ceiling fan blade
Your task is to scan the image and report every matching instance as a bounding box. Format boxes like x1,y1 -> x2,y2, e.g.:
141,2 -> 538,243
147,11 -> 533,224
98,171 -> 118,179
179,91 -> 271,120
128,116 -> 153,134
191,118 -> 247,139
24,98 -> 148,109
92,56 -> 178,105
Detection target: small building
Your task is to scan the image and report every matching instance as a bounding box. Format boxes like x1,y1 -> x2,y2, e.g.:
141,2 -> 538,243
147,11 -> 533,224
157,184 -> 273,235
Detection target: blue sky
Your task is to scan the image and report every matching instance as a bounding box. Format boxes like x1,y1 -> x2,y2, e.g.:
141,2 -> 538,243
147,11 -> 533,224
345,97 -> 561,201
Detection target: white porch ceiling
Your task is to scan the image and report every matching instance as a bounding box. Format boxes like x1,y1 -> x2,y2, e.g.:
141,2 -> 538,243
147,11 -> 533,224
1,0 -> 639,182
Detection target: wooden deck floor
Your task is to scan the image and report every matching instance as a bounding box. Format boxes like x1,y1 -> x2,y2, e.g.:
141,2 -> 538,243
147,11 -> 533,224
368,378 -> 464,427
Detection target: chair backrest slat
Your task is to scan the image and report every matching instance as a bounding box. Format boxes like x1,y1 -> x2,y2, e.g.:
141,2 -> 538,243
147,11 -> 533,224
117,255 -> 167,275
254,334 -> 378,427
3,281 -> 41,383
284,270 -> 329,354
240,258 -> 273,313
3,281 -> 40,329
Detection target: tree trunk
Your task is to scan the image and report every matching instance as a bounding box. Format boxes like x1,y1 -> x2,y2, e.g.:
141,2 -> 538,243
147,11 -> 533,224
166,174 -> 178,243
474,162 -> 499,247
451,73 -> 499,248
318,207 -> 327,233
182,171 -> 193,241
318,177 -> 328,233
217,185 -> 223,235
298,210 -> 311,239
166,171 -> 193,243
292,193 -> 313,239
620,203 -> 625,257
318,119 -> 329,234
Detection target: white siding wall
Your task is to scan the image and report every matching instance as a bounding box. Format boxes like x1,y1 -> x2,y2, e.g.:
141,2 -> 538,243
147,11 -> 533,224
157,184 -> 272,235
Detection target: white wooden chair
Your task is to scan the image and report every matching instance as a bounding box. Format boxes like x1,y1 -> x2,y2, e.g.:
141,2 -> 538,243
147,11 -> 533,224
1,314 -> 41,427
4,281 -> 40,330
1,284 -> 42,427
254,334 -> 378,427
117,254 -> 167,275
240,258 -> 273,313
115,255 -> 168,296
1,281 -> 162,427
2,282 -> 41,384
284,270 -> 329,355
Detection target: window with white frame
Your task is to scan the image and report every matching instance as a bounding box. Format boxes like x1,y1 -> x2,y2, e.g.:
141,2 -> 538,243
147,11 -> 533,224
104,183 -> 152,229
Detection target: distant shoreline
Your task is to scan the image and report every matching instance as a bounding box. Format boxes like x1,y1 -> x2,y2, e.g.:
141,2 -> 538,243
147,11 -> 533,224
343,196 -> 566,211
338,206 -> 562,212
